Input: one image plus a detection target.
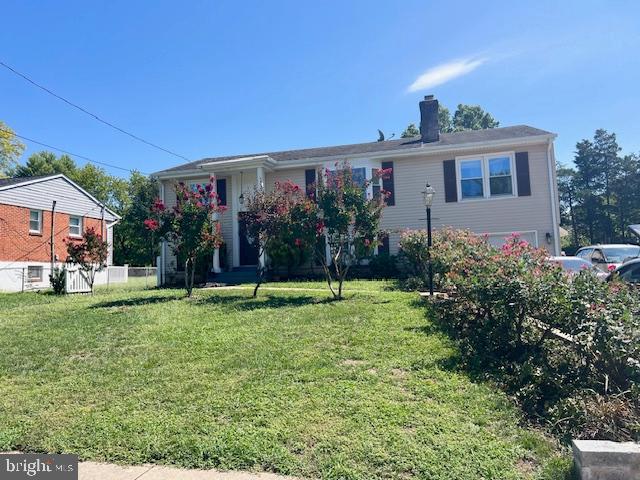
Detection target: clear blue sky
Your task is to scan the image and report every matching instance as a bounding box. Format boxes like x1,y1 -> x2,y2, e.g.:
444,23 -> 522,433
1,1 -> 639,178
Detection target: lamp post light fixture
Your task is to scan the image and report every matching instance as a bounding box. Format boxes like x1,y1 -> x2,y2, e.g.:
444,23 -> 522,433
422,183 -> 436,296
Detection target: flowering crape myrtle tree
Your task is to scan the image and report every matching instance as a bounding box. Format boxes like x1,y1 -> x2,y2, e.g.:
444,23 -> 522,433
145,177 -> 225,297
314,162 -> 389,300
243,180 -> 317,297
65,227 -> 109,294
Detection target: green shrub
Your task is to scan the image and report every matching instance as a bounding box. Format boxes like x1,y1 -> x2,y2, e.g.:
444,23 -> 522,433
49,266 -> 66,295
398,227 -> 492,290
368,254 -> 398,279
424,228 -> 640,441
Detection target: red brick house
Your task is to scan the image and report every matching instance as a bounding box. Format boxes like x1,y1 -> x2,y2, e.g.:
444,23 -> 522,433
0,174 -> 120,291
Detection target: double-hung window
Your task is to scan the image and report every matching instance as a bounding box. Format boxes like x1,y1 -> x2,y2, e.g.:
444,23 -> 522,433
69,216 -> 83,237
29,210 -> 42,234
457,153 -> 516,200
487,156 -> 513,196
326,167 -> 367,193
459,159 -> 484,199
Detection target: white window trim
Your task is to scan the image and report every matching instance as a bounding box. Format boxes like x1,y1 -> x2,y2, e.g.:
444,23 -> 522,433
69,215 -> 83,238
27,265 -> 43,283
456,151 -> 517,202
29,210 -> 42,234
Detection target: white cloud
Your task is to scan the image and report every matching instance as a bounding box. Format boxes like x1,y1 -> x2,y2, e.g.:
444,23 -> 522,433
407,57 -> 487,92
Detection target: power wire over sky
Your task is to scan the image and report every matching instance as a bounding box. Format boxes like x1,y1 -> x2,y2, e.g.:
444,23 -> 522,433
0,59 -> 191,172
0,127 -> 149,175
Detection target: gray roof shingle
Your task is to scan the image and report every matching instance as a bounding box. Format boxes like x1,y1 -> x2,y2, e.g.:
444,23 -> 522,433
0,174 -> 59,188
156,125 -> 553,174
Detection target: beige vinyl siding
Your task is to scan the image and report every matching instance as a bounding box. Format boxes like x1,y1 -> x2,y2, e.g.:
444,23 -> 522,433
381,142 -> 556,253
270,142 -> 556,255
265,170 -> 306,192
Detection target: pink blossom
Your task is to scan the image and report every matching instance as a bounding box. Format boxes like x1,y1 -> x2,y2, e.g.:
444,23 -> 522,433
143,218 -> 159,231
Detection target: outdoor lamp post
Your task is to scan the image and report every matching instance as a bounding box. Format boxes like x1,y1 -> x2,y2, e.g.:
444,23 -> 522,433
422,183 -> 436,296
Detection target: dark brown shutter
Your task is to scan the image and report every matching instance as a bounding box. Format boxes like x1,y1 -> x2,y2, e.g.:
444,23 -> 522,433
305,169 -> 316,198
378,234 -> 390,255
443,159 -> 457,202
515,152 -> 531,196
216,179 -> 227,205
381,161 -> 395,206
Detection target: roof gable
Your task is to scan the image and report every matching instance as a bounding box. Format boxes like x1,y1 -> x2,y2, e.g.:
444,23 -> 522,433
0,174 -> 120,221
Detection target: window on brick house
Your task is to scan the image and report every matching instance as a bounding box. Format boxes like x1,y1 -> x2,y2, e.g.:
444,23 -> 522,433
27,266 -> 43,283
29,210 -> 42,234
69,216 -> 83,237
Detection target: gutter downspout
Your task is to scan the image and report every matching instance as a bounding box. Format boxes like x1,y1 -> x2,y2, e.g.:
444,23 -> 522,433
547,140 -> 561,255
159,181 -> 166,285
50,200 -> 56,274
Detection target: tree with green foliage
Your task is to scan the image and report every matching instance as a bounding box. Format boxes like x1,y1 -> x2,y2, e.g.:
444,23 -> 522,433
243,180 -> 318,297
400,123 -> 420,138
13,150 -> 128,213
314,163 -> 388,299
0,121 -> 25,176
556,165 -> 579,248
145,178 -> 225,297
65,227 -> 110,294
113,172 -> 159,266
438,104 -> 453,133
13,151 -> 76,177
450,104 -> 499,131
557,129 -> 640,248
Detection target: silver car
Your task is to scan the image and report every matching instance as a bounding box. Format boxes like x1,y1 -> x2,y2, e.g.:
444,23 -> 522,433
547,256 -> 608,280
575,244 -> 640,272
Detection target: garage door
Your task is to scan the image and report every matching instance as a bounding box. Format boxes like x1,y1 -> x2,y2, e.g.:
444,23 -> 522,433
484,231 -> 539,249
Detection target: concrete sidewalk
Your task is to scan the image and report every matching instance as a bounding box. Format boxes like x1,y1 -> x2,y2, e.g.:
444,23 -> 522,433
79,462 -> 301,480
2,452 -> 299,480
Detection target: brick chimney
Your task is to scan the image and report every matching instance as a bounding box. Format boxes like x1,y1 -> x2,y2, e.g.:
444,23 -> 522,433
419,95 -> 439,143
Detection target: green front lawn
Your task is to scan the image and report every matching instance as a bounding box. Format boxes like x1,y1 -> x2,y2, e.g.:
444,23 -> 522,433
0,281 -> 572,479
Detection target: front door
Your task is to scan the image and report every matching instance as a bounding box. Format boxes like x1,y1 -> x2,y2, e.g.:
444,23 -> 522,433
238,213 -> 259,266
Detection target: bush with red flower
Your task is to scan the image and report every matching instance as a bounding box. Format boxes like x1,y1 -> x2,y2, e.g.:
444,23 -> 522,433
145,177 -> 225,297
65,227 -> 109,293
313,162 -> 388,299
243,180 -> 318,297
420,228 -> 640,441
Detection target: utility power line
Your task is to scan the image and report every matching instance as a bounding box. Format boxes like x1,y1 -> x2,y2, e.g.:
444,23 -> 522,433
0,59 -> 190,161
0,127 -> 149,175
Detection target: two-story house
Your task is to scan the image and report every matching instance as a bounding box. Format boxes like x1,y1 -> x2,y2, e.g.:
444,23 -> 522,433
0,173 -> 119,291
152,95 -> 560,284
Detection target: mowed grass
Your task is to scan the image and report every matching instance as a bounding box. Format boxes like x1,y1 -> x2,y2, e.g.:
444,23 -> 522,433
0,280 -> 572,479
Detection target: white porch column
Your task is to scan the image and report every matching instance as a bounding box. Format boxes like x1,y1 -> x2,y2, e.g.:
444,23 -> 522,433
231,173 -> 240,268
210,175 -> 222,273
256,166 -> 266,269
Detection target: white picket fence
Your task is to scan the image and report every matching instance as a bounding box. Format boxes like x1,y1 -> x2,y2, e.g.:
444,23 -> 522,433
65,265 -> 129,294
65,267 -> 92,293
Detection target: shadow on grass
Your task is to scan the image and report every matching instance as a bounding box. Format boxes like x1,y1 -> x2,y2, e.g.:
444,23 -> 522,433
91,295 -> 178,309
194,293 -> 338,311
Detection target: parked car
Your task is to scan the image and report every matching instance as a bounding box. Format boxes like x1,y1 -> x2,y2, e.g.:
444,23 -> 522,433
575,244 -> 640,272
547,256 -> 608,280
607,257 -> 640,284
